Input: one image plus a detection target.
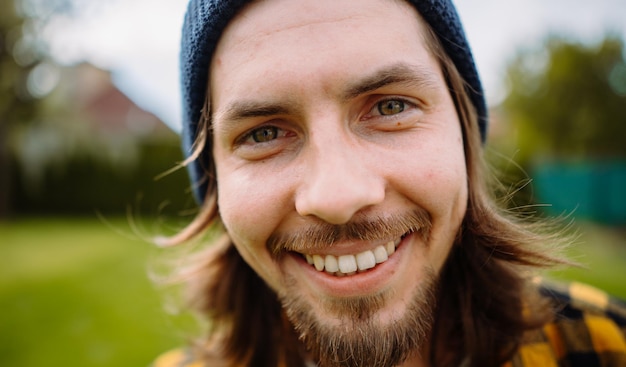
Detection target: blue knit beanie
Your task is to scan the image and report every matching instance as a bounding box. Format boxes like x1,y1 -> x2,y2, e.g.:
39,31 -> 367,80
180,0 -> 487,203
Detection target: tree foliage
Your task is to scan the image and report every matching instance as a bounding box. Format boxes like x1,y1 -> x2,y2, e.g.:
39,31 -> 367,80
0,0 -> 43,217
0,0 -> 74,123
502,34 -> 626,162
0,0 -> 109,217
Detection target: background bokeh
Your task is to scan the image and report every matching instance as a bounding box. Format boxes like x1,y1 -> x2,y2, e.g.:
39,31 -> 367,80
1,0 -> 625,366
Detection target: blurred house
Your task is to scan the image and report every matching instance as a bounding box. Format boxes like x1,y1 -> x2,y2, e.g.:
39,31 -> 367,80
10,62 -> 189,216
59,62 -> 172,139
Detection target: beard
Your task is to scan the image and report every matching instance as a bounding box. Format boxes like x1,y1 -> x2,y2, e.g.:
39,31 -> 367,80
269,208 -> 437,367
278,268 -> 438,367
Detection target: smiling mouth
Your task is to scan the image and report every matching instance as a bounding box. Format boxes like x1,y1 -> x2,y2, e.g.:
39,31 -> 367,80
299,233 -> 409,277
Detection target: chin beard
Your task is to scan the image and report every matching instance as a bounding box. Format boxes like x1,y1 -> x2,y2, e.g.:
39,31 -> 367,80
278,269 -> 438,367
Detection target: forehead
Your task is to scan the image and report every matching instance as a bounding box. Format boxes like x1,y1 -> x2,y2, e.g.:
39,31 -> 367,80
210,0 -> 439,108
221,0 -> 416,39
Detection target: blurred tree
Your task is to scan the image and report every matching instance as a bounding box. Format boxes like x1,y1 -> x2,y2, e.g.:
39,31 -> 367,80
0,1 -> 37,218
1,0 -> 191,218
501,34 -> 626,163
496,34 -> 626,223
0,0 -> 79,217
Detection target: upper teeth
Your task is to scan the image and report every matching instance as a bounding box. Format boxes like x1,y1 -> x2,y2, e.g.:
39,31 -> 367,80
303,239 -> 400,276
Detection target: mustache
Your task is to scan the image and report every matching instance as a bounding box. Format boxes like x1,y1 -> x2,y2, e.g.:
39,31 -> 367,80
267,208 -> 432,256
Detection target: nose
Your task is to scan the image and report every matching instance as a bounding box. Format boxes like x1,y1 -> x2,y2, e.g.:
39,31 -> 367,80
295,134 -> 385,225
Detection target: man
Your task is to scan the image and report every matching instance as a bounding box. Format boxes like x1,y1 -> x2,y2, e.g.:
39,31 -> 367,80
154,0 -> 626,366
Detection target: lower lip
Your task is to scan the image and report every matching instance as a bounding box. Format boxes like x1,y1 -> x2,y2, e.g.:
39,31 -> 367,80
285,233 -> 414,297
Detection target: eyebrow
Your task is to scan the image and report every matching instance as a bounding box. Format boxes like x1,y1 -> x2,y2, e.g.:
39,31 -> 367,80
216,101 -> 296,125
215,62 -> 441,125
341,62 -> 441,101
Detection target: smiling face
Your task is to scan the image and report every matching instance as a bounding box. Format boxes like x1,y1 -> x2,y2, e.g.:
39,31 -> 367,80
210,0 -> 468,365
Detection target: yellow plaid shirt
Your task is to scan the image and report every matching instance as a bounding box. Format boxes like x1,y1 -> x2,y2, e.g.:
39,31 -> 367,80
505,281 -> 626,367
153,281 -> 626,367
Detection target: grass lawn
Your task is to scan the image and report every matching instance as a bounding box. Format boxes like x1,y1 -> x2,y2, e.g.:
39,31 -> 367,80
0,216 -> 194,367
546,221 -> 626,299
0,217 -> 624,367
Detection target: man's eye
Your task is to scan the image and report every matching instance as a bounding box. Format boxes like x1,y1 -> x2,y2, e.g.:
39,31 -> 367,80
250,126 -> 279,143
377,99 -> 406,115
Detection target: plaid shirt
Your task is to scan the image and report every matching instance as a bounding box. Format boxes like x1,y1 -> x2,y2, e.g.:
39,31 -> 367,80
506,280 -> 626,367
153,281 -> 626,367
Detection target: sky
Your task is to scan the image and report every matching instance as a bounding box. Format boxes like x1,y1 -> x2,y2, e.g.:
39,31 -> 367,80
46,0 -> 626,133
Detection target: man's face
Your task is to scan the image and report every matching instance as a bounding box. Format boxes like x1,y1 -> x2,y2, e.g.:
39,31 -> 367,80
211,0 -> 467,364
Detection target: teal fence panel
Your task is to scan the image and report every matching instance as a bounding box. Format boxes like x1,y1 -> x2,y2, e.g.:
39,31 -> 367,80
533,161 -> 626,225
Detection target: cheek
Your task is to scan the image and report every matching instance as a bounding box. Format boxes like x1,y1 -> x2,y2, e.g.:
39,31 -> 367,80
399,152 -> 467,268
388,143 -> 467,214
216,163 -> 301,292
215,162 -> 296,248
217,174 -> 269,245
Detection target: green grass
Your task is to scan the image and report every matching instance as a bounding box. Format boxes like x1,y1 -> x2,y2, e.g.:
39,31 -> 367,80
0,217 -> 624,367
546,222 -> 626,299
0,217 -> 193,367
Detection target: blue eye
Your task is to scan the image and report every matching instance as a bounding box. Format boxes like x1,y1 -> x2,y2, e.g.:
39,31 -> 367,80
250,126 -> 279,143
377,100 -> 406,115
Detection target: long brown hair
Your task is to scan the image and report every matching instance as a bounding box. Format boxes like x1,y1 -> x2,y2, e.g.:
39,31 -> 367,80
160,18 -> 568,367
